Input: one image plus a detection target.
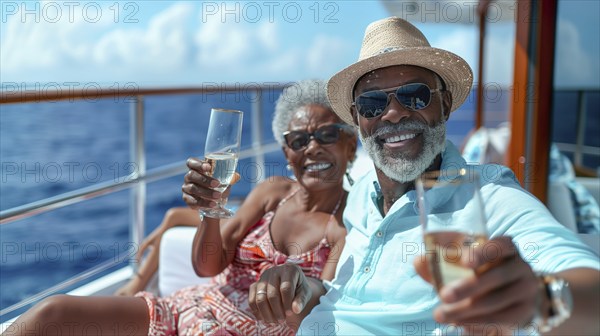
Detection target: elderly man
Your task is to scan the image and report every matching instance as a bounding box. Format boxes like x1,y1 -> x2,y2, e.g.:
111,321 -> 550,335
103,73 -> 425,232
250,17 -> 599,335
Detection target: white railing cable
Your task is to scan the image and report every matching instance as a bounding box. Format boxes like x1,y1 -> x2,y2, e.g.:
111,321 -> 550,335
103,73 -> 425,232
0,251 -> 131,317
0,88 -> 282,320
0,144 -> 280,225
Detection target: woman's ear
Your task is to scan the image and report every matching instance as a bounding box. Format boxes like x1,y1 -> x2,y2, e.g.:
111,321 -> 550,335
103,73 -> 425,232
282,146 -> 290,161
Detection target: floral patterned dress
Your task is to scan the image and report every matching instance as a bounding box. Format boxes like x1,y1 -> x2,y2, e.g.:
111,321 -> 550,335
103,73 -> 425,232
136,188 -> 341,335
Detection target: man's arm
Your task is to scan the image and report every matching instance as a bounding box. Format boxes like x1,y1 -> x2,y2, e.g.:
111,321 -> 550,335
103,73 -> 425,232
550,268 -> 600,335
414,236 -> 600,335
249,233 -> 345,330
248,264 -> 327,327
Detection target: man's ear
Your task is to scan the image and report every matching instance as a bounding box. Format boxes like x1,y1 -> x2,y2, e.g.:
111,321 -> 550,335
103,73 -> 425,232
442,91 -> 452,121
351,106 -> 359,125
347,136 -> 358,162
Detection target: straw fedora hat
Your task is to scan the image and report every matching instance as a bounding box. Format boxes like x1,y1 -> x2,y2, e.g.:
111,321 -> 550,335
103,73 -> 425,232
327,17 -> 473,125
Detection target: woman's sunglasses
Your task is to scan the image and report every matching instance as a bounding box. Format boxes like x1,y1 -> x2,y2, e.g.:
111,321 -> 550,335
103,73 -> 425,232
352,83 -> 443,119
283,123 -> 353,151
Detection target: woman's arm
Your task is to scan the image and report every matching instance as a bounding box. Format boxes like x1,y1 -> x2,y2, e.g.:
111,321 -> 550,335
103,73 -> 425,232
185,158 -> 290,276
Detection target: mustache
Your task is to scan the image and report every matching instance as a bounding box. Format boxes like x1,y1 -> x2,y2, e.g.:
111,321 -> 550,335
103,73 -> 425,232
369,120 -> 429,139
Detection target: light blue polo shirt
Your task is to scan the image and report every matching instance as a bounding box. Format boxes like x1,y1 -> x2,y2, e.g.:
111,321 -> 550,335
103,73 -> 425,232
297,141 -> 599,335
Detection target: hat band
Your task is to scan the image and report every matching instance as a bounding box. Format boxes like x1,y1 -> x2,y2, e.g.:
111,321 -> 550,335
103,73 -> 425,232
377,47 -> 402,55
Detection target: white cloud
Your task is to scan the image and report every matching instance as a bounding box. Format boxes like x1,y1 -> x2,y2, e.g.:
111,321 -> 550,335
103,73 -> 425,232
430,25 -> 516,86
1,2 -> 196,82
259,48 -> 301,77
554,19 -> 597,87
257,22 -> 278,52
1,1 -> 115,71
193,15 -> 284,77
306,35 -> 348,75
194,19 -> 254,68
430,27 -> 477,69
484,27 -> 515,86
93,2 -> 194,71
0,2 -> 357,84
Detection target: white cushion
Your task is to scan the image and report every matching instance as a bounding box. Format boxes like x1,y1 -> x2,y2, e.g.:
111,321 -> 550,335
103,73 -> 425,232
158,226 -> 209,296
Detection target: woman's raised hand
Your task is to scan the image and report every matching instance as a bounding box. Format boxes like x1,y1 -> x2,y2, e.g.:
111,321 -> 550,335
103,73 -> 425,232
182,157 -> 240,210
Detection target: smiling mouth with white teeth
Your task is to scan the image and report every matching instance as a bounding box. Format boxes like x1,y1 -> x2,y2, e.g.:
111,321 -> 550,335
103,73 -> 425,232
304,162 -> 333,172
382,133 -> 418,144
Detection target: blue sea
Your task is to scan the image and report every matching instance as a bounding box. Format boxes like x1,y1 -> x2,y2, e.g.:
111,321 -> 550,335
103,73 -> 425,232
0,88 -> 596,321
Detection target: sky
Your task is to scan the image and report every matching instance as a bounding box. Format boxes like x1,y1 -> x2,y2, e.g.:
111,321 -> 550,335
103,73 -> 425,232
1,0 -> 598,89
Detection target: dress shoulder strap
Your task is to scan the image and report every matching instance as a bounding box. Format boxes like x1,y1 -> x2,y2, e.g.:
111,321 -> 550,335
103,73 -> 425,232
322,190 -> 345,243
275,187 -> 300,209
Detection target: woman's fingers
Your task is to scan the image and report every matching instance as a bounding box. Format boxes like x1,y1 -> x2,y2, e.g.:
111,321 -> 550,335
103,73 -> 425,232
184,170 -> 221,190
182,191 -> 217,209
248,283 -> 264,321
183,158 -> 233,209
185,158 -> 220,187
255,284 -> 277,323
265,277 -> 287,322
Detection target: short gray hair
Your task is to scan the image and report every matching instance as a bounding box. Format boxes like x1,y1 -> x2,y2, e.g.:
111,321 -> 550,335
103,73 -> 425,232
272,79 -> 331,146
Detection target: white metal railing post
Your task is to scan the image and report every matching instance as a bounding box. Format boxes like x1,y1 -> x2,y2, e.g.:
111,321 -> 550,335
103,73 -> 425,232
251,89 -> 265,186
130,96 -> 146,272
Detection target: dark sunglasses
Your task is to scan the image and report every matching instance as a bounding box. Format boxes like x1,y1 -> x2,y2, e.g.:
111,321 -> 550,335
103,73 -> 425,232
283,123 -> 353,151
352,83 -> 442,119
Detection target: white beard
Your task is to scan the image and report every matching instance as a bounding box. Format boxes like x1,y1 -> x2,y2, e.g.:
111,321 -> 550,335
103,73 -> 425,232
359,119 -> 446,183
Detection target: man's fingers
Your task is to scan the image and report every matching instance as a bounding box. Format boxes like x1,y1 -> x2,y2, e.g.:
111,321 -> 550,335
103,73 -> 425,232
291,274 -> 311,315
413,254 -> 433,284
467,236 -> 517,271
441,255 -> 530,303
437,276 -> 526,323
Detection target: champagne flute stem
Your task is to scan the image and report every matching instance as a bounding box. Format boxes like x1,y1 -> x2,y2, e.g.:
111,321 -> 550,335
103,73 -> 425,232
217,197 -> 228,209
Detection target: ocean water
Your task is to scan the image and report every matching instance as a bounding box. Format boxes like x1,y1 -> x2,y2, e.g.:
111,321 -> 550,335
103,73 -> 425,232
0,91 -> 291,320
3,88 -> 594,321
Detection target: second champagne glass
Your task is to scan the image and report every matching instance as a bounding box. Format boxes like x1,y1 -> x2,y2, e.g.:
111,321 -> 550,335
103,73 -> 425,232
416,168 -> 488,292
199,108 -> 243,219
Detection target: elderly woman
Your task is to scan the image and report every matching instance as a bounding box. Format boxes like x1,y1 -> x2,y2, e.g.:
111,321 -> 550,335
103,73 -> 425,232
3,79 -> 357,336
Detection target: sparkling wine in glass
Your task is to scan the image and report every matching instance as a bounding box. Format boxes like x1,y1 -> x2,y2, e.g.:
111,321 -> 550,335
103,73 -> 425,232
416,169 -> 488,292
199,108 -> 243,218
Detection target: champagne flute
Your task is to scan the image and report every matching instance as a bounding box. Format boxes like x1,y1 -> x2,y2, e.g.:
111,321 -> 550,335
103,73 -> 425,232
199,108 -> 243,218
416,168 -> 488,292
